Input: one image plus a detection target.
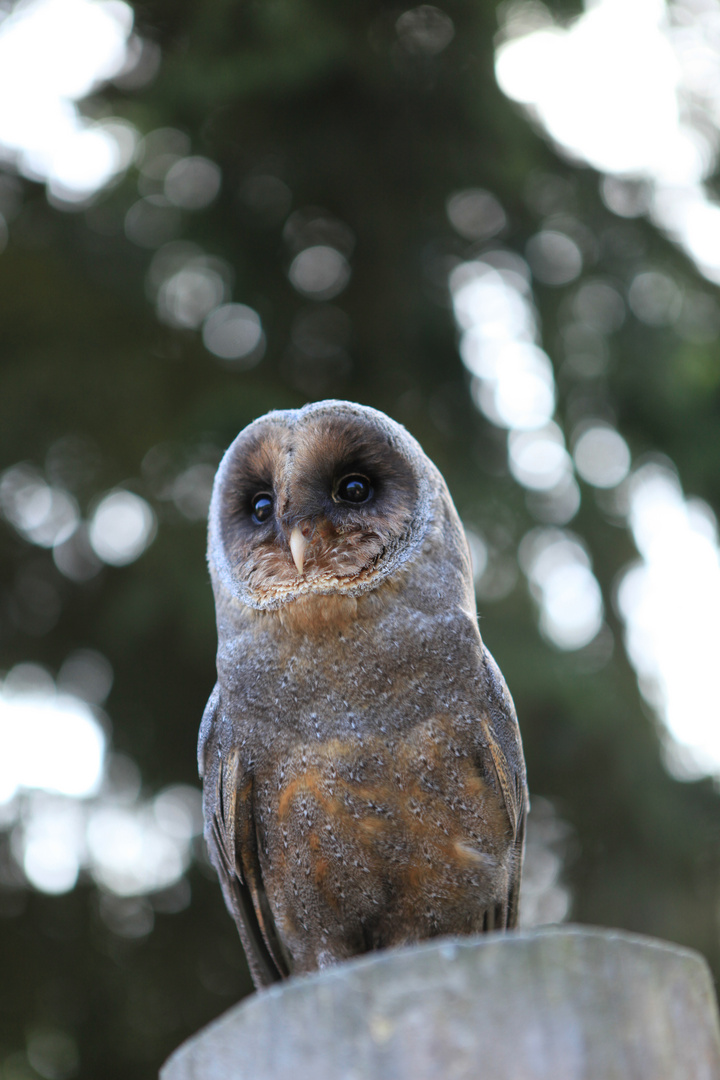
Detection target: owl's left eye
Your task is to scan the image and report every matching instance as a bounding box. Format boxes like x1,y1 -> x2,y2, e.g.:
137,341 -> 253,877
335,474 -> 373,504
251,492 -> 273,523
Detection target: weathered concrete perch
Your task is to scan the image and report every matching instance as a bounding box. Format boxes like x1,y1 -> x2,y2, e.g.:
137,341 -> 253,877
161,925 -> 720,1079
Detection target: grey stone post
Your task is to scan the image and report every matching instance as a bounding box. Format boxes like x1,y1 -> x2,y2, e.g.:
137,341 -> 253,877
161,926 -> 720,1079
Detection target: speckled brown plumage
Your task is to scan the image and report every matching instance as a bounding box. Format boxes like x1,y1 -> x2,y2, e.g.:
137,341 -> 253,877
199,401 -> 527,988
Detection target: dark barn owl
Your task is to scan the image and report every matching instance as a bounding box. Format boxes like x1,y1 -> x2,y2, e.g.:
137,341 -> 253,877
199,400 -> 527,988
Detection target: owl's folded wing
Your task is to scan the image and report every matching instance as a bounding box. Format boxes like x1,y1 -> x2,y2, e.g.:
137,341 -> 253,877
479,650 -> 529,929
200,692 -> 289,987
481,725 -> 527,928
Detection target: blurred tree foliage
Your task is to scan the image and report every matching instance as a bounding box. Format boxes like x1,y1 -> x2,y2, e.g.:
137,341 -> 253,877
1,0 -> 719,1077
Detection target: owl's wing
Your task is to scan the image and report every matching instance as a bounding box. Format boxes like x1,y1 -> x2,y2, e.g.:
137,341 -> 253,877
199,688 -> 289,988
479,649 -> 529,930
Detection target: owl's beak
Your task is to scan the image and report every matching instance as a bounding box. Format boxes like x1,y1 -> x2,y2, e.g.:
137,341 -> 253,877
289,526 -> 308,576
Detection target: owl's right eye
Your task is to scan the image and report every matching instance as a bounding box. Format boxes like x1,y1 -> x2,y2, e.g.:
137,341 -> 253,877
251,493 -> 273,524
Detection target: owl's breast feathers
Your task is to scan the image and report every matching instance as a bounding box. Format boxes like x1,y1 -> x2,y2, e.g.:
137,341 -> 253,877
200,606 -> 527,985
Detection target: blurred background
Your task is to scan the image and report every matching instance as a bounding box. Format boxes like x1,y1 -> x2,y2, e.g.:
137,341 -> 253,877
1,0 -> 720,1075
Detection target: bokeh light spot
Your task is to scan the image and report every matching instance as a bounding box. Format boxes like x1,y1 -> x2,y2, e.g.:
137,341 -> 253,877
157,264 -> 226,329
288,245 -> 351,300
526,230 -> 582,286
26,1026 -> 80,1080
20,796 -> 86,894
202,303 -> 265,364
509,424 -> 572,491
138,127 -> 190,171
57,649 -> 113,705
0,465 -> 79,548
87,806 -> 174,894
0,0 -> 139,200
47,120 -> 135,205
446,188 -> 506,241
494,0 -> 720,284
395,5 -> 454,54
616,462 -> 720,778
628,270 -> 683,326
525,473 -> 581,526
88,490 -> 156,566
86,796 -> 198,895
171,463 -> 216,521
518,796 -> 572,928
495,6 -> 689,180
53,524 -> 103,582
0,673 -> 106,804
0,661 -> 205,902
520,528 -> 604,650
452,257 -> 559,432
573,424 -> 631,489
600,176 -> 652,219
164,155 -> 221,210
152,785 -> 203,841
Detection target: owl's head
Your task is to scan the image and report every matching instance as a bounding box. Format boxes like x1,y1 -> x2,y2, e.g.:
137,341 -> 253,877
207,401 -> 441,610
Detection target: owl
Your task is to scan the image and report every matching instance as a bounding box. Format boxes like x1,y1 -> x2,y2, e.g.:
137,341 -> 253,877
199,400 -> 527,988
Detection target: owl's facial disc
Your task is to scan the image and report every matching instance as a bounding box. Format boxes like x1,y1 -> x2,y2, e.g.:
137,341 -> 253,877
212,405 -> 432,609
